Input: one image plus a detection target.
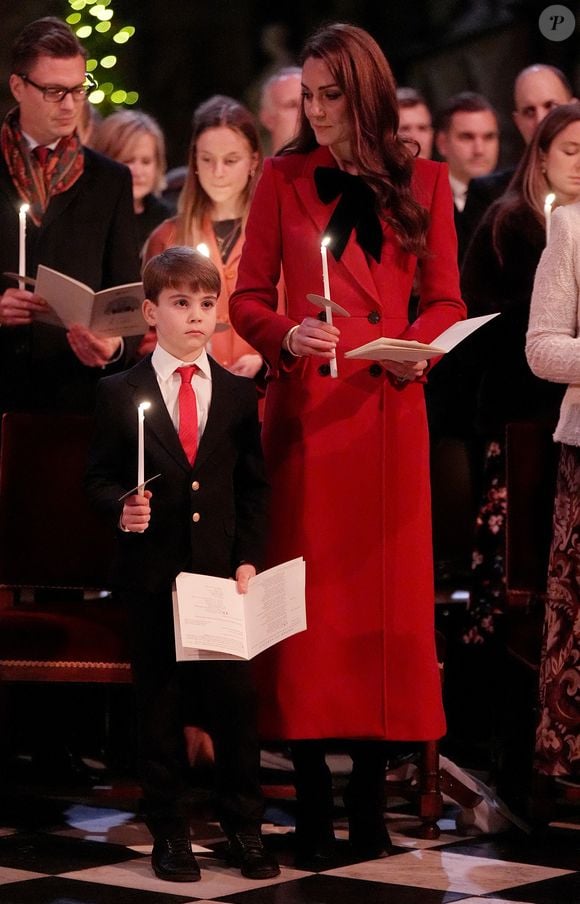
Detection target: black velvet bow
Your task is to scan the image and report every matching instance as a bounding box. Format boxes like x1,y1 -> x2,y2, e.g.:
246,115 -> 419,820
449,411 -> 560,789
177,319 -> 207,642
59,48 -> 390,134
314,166 -> 383,263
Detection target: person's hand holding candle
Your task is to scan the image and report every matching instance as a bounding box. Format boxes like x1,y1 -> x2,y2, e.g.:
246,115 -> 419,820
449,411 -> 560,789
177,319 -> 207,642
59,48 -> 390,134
121,489 -> 152,532
287,316 -> 340,358
0,287 -> 48,327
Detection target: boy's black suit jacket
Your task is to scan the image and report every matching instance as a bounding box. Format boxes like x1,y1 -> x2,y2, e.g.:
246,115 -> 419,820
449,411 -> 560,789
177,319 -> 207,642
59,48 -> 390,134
86,354 -> 269,594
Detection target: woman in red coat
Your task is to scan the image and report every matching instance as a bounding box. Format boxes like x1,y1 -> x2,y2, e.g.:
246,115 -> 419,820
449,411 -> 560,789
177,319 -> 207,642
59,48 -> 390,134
230,23 -> 465,863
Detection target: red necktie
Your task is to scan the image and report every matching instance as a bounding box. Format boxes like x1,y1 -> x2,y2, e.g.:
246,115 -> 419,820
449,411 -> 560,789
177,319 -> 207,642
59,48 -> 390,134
175,365 -> 198,464
33,146 -> 51,166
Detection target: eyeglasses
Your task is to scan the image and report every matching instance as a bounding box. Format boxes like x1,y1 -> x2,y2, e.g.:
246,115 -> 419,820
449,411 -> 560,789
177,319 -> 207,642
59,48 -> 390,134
18,72 -> 98,103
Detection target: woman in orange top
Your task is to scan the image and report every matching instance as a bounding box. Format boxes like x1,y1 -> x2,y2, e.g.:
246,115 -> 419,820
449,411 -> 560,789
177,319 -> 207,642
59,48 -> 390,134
143,95 -> 263,376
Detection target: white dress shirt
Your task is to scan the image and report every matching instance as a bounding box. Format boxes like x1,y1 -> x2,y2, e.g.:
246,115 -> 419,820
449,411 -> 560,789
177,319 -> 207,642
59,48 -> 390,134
151,343 -> 212,440
22,131 -> 60,153
448,173 -> 468,213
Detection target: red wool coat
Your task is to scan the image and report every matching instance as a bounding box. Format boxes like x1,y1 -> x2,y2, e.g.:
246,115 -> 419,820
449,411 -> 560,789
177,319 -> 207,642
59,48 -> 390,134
230,145 -> 465,741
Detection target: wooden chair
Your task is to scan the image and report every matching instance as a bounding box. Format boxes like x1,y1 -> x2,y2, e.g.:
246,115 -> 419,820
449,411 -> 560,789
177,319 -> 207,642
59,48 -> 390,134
385,630 -> 483,840
0,412 -> 131,684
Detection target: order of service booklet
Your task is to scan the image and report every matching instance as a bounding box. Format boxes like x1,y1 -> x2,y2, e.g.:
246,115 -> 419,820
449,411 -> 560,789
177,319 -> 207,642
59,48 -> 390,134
172,556 -> 306,661
34,265 -> 146,337
344,313 -> 499,363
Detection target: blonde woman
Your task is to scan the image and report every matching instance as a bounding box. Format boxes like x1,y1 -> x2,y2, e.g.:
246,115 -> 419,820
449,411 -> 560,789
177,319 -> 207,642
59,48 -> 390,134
94,109 -> 170,251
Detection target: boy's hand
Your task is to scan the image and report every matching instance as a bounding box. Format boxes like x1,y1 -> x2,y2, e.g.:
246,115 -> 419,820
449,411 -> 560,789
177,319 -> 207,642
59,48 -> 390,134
235,563 -> 256,594
121,490 -> 152,532
228,353 -> 263,378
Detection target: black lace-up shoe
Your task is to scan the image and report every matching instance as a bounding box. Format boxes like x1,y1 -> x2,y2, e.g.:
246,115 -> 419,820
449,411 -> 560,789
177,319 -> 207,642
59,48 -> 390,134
151,835 -> 201,882
227,832 -> 280,879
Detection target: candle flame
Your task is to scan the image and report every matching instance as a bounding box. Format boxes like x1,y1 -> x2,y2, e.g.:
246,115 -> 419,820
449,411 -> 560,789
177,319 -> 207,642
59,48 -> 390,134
321,235 -> 331,248
544,192 -> 556,208
196,243 -> 210,258
19,203 -> 29,214
138,401 -> 151,413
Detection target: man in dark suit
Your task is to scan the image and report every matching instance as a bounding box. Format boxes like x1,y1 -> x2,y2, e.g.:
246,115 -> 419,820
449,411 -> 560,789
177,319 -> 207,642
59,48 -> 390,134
461,64 -> 575,245
86,247 -> 279,883
0,17 -> 140,416
434,92 -> 500,264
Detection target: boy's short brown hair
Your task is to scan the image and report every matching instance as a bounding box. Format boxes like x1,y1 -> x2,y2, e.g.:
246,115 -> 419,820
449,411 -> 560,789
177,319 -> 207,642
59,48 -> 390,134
143,246 -> 221,303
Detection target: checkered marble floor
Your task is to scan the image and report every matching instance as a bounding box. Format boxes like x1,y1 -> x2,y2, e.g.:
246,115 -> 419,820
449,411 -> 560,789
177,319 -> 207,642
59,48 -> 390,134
0,767 -> 579,904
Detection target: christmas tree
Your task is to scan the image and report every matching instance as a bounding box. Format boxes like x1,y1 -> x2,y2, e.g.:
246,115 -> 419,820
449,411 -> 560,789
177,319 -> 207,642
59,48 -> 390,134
65,0 -> 138,112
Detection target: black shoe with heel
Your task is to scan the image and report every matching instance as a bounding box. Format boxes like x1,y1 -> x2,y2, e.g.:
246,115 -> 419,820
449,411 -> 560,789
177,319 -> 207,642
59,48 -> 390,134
344,782 -> 393,859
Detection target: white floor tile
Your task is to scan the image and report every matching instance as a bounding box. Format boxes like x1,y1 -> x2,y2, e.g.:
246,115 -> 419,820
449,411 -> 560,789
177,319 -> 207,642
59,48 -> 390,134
0,867 -> 46,885
325,848 -> 572,895
60,856 -> 311,897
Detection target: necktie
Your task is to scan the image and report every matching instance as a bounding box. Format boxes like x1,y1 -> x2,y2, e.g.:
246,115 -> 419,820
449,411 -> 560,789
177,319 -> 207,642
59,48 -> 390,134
175,365 -> 198,464
33,145 -> 51,166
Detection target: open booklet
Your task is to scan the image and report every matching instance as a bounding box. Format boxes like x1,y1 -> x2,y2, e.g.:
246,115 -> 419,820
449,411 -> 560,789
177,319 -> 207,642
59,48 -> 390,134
172,556 -> 306,661
344,313 -> 499,363
34,265 -> 146,337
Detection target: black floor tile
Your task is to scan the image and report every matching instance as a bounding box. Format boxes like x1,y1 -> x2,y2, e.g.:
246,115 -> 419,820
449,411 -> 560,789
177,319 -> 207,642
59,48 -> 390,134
0,876 -> 195,904
218,874 -> 466,904
0,832 -> 142,874
491,870 -> 580,903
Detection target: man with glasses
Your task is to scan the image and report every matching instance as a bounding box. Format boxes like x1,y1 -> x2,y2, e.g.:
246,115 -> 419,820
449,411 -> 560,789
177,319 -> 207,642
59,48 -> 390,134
0,17 -> 140,416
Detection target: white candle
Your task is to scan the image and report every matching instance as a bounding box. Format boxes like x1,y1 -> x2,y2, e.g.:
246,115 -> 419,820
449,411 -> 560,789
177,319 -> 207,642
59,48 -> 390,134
137,401 -> 151,495
320,236 -> 337,378
544,192 -> 556,242
321,235 -> 331,299
196,242 -> 210,258
18,204 -> 29,291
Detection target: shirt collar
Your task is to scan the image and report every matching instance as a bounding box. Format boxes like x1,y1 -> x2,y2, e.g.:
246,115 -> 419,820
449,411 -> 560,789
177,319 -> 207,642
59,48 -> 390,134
21,130 -> 60,152
448,173 -> 468,211
151,343 -> 212,382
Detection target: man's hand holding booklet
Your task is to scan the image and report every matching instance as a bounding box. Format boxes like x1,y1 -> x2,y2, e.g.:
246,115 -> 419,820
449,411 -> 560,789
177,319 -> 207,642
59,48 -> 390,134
33,265 -> 146,337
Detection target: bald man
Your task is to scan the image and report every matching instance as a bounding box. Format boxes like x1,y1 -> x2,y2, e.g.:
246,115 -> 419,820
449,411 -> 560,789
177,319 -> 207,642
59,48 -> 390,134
463,64 -> 575,241
513,64 -> 575,144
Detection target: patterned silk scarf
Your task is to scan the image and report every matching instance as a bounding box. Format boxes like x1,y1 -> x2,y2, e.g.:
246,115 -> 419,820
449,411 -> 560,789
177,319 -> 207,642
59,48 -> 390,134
0,107 -> 84,226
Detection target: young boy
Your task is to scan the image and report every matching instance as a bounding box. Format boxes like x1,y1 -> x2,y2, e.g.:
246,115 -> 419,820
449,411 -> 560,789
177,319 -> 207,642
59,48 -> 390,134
86,247 -> 279,883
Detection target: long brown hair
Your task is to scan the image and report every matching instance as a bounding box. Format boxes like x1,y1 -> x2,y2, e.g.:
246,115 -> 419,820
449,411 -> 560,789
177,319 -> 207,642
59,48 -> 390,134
176,95 -> 262,247
492,102 -> 580,258
284,23 -> 429,256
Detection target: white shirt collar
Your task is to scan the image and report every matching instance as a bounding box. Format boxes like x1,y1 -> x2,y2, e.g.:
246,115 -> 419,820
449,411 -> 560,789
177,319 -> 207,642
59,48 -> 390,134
448,173 -> 469,212
151,343 -> 212,382
21,130 -> 60,152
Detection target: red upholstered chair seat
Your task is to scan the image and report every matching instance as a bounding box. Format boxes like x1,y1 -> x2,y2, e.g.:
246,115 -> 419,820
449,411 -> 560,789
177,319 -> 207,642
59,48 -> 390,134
0,602 -> 131,681
0,412 -> 132,684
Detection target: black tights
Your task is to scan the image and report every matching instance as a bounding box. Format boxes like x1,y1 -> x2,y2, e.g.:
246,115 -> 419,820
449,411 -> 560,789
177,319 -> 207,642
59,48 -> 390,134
289,739 -> 390,835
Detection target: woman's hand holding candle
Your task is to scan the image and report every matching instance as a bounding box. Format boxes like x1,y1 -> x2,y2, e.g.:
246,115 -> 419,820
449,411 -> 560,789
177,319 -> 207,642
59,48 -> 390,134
288,316 -> 340,358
